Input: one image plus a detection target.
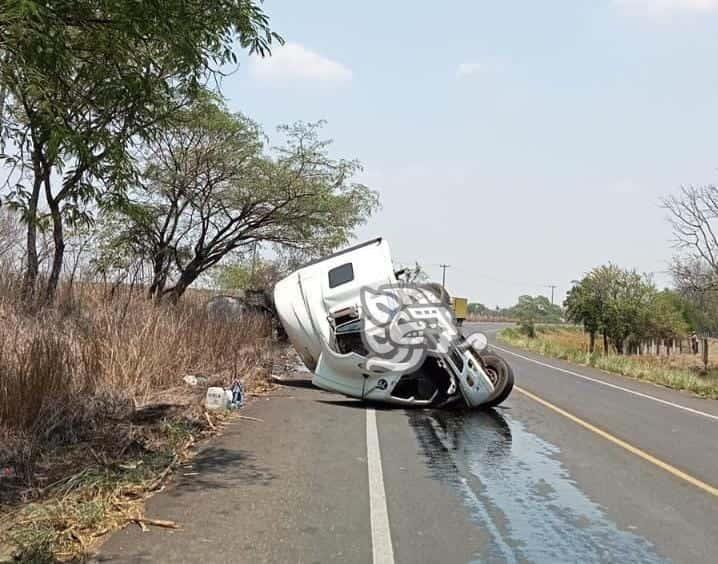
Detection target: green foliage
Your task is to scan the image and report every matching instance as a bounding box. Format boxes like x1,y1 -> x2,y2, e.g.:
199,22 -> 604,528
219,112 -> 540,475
1,0 -> 281,190
564,264 -> 691,353
99,101 -> 379,301
214,258 -> 284,291
264,120 -> 380,252
511,295 -> 563,323
650,290 -> 691,341
467,302 -> 489,315
518,320 -> 536,338
683,292 -> 718,337
513,296 -> 555,336
215,262 -> 254,291
0,0 -> 282,300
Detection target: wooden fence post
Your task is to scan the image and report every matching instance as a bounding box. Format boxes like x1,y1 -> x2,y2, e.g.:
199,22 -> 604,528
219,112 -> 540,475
702,338 -> 709,373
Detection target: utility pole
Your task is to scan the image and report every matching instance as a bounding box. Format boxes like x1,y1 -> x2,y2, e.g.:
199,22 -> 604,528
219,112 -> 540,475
439,264 -> 451,289
547,285 -> 557,305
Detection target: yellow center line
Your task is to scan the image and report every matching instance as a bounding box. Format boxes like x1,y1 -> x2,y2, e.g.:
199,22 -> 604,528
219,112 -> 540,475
515,385 -> 718,498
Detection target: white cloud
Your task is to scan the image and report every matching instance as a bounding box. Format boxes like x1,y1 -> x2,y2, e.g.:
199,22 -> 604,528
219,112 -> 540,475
249,42 -> 352,84
457,63 -> 483,78
614,0 -> 718,15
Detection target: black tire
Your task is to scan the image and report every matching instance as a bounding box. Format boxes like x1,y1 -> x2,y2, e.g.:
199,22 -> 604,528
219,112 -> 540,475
481,352 -> 514,407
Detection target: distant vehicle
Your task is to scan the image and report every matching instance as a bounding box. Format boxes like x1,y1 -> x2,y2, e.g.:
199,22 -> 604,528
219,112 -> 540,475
273,238 -> 514,408
452,297 -> 468,326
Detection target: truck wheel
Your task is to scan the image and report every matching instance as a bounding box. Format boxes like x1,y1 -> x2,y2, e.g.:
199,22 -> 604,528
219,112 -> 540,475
481,353 -> 514,407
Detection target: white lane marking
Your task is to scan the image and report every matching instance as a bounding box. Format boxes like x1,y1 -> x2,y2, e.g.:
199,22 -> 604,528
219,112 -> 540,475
491,344 -> 718,422
366,408 -> 395,564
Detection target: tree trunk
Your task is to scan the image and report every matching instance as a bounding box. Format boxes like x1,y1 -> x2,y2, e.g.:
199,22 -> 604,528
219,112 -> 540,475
44,190 -> 65,304
589,331 -> 595,354
164,269 -> 199,304
21,174 -> 42,300
603,332 -> 608,355
702,338 -> 709,373
148,250 -> 170,301
148,274 -> 167,301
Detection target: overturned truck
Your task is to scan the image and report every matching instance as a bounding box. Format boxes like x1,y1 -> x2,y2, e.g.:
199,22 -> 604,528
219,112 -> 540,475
273,238 -> 514,408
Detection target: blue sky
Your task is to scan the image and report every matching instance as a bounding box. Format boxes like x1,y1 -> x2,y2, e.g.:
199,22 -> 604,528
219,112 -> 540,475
223,0 -> 718,307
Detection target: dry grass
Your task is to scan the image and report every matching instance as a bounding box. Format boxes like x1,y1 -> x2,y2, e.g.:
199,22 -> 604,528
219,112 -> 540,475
499,325 -> 718,399
0,273 -> 271,434
0,267 -> 277,561
0,402 -> 234,562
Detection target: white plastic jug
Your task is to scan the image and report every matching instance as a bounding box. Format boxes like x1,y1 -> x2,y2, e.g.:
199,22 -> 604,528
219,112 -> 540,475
206,387 -> 228,410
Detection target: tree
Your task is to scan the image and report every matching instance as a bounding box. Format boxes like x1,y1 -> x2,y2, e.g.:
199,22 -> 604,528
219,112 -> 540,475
214,256 -> 285,292
102,103 -> 379,303
513,295 -> 540,337
0,0 -> 282,302
671,262 -> 718,337
603,267 -> 656,354
664,186 -> 718,285
510,295 -> 563,337
565,265 -> 653,354
648,290 -> 691,355
566,265 -> 689,355
565,277 -> 603,353
664,186 -> 718,339
467,302 -> 489,316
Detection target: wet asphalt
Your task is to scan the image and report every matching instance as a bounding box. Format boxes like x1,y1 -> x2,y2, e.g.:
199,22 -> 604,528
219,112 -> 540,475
96,322 -> 718,563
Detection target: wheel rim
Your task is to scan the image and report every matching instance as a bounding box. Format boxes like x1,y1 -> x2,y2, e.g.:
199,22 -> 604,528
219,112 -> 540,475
485,366 -> 499,386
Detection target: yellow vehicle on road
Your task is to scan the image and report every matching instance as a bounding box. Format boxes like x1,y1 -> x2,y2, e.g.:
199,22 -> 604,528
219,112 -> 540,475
452,297 -> 468,326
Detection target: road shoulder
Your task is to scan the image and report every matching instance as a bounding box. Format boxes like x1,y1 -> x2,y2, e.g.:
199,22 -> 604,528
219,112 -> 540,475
95,380 -> 371,563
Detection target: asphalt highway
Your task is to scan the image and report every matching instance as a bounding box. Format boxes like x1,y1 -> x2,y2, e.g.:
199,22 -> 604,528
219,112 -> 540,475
97,322 -> 718,563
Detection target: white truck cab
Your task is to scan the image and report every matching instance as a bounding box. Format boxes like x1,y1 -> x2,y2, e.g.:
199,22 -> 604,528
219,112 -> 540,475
273,238 -> 514,408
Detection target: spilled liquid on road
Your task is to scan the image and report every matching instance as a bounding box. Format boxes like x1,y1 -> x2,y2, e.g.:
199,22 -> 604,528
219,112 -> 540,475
408,409 -> 668,563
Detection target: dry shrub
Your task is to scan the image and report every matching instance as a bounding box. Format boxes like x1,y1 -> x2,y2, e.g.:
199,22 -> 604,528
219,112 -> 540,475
0,280 -> 272,475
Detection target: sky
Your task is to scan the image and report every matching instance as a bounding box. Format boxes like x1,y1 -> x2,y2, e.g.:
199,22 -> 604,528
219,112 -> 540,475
222,0 -> 718,307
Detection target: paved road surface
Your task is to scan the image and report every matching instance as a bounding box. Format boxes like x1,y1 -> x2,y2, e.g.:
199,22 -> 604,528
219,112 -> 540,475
97,323 -> 718,563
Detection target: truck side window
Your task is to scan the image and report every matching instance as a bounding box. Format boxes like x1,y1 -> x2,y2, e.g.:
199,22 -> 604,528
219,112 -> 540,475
328,263 -> 354,288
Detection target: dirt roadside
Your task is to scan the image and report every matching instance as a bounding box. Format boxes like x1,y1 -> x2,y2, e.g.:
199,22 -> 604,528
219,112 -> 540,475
0,346 -> 295,563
